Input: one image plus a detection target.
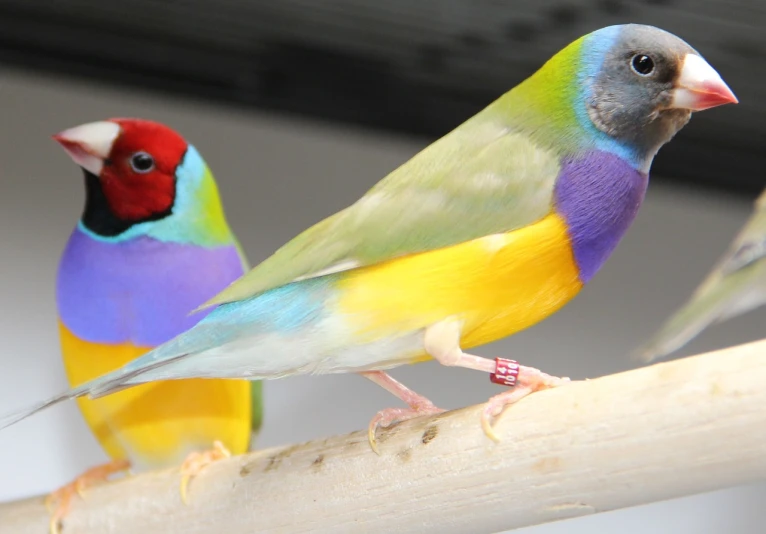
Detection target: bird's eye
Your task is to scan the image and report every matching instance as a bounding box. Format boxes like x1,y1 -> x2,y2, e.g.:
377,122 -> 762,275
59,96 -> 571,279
130,152 -> 155,173
631,54 -> 655,76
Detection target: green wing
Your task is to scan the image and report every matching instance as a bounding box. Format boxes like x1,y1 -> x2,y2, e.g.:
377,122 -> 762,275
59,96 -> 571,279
203,108 -> 562,308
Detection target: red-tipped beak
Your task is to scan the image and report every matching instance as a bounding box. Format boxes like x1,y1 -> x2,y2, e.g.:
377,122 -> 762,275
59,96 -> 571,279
53,121 -> 121,175
671,54 -> 738,111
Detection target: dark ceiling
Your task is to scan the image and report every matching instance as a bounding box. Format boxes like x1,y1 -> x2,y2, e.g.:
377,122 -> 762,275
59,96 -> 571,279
0,0 -> 763,195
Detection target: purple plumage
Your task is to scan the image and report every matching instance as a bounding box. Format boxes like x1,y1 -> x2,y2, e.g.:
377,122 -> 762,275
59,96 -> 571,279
554,151 -> 648,283
57,228 -> 245,346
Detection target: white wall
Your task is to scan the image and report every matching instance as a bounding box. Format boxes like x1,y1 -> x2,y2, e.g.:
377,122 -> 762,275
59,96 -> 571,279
0,67 -> 763,532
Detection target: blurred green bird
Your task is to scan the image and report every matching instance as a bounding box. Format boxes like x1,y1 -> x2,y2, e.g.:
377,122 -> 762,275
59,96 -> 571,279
635,190 -> 766,362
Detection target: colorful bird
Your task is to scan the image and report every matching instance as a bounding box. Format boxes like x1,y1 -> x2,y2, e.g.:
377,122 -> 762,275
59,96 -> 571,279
44,119 -> 262,533
1,25 -> 736,457
635,189 -> 766,362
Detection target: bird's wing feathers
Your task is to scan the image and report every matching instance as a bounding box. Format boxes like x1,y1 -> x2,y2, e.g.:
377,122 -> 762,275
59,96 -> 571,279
716,191 -> 766,276
202,116 -> 561,308
635,189 -> 766,362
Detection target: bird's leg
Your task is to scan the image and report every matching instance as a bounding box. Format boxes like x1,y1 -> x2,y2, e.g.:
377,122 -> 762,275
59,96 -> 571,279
480,365 -> 570,442
424,318 -> 571,442
179,440 -> 231,504
46,458 -> 130,534
360,370 -> 446,454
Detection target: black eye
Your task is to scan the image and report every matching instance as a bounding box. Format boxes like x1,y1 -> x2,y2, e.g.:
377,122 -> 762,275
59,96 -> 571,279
130,152 -> 154,173
631,54 -> 655,76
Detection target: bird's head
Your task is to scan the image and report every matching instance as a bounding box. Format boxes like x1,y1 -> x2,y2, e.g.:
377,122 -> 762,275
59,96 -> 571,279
54,118 -> 232,244
511,24 -> 738,170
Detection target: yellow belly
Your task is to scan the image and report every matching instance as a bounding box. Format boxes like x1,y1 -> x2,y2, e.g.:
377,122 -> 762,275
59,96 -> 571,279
59,322 -> 251,470
336,212 -> 583,355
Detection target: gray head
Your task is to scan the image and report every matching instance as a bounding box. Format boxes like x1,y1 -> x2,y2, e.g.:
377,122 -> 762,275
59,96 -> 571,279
583,24 -> 737,162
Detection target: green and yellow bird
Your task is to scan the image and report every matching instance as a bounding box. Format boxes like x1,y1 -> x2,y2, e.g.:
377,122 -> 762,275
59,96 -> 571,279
2,25 -> 736,455
46,119 -> 262,532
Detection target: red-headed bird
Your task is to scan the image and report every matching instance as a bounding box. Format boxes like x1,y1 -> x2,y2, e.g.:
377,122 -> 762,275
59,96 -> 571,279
47,119 -> 261,532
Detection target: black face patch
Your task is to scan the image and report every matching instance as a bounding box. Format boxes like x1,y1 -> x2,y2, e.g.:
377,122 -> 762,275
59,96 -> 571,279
80,170 -> 173,237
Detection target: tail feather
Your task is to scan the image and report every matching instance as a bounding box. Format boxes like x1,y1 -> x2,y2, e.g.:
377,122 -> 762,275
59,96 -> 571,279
0,342 -> 197,430
0,350 -> 193,429
0,300 -> 270,430
88,352 -> 190,398
633,305 -> 722,363
632,274 -> 755,363
0,384 -> 90,431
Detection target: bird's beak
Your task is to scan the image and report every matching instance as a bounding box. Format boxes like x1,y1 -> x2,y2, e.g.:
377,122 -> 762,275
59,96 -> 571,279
52,121 -> 122,176
670,54 -> 738,111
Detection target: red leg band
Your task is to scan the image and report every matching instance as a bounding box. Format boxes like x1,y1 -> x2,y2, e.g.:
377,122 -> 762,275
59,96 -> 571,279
491,358 -> 519,387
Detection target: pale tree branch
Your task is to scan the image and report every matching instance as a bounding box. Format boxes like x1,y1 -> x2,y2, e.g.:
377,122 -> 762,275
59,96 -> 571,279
2,339 -> 766,534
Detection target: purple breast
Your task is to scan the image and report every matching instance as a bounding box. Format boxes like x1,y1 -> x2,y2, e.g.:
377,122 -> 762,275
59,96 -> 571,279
554,151 -> 648,283
57,229 -> 245,346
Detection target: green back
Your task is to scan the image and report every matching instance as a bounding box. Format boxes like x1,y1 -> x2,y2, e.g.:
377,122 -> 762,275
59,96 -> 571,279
196,37 -> 604,309
202,108 -> 562,308
198,38 -> 599,309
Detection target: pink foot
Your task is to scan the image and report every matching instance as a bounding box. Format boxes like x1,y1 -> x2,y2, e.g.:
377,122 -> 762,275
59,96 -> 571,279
360,371 -> 446,454
368,403 -> 446,454
179,440 -> 231,504
46,459 -> 130,534
482,358 -> 570,442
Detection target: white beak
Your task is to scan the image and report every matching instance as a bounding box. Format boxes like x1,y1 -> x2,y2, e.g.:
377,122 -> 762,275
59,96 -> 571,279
53,121 -> 122,176
670,54 -> 738,111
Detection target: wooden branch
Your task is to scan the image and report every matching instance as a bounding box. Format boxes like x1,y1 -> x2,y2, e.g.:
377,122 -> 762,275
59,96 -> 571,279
3,339 -> 766,534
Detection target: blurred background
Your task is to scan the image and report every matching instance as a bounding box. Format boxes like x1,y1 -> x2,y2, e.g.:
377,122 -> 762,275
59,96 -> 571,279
0,1 -> 765,532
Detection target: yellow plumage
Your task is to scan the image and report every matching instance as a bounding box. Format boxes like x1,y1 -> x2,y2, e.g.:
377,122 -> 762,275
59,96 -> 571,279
59,322 -> 251,469
337,212 -> 583,354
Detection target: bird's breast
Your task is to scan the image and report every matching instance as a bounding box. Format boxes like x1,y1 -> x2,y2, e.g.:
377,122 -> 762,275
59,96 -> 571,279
56,229 -> 245,346
553,150 -> 648,283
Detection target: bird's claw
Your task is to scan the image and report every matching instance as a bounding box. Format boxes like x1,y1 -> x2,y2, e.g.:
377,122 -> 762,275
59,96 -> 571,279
179,441 -> 231,505
368,404 -> 445,455
45,488 -> 69,534
45,459 -> 130,534
482,361 -> 571,442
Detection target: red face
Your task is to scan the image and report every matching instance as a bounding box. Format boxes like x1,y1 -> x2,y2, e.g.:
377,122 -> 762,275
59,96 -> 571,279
99,119 -> 188,222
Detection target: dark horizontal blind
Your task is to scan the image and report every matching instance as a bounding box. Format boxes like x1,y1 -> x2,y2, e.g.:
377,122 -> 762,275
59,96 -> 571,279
0,0 -> 762,194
